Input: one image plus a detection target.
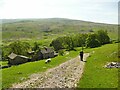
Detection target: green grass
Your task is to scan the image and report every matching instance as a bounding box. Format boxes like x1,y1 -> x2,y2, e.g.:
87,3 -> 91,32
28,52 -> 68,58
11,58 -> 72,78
77,43 -> 118,88
2,18 -> 118,41
0,61 -> 8,66
108,32 -> 118,40
2,49 -> 81,89
1,43 -> 119,89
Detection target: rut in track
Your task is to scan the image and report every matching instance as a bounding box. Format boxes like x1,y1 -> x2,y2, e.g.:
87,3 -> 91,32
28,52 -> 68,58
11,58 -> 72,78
12,53 -> 89,88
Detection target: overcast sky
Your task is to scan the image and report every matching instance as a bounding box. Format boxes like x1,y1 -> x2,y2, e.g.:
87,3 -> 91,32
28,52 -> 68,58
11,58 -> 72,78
0,0 -> 119,24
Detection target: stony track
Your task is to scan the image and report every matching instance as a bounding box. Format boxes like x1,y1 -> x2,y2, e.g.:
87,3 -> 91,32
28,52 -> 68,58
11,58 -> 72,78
12,53 -> 89,88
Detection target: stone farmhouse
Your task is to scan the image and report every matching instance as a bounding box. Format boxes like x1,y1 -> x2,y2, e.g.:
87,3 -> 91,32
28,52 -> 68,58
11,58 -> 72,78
8,53 -> 30,65
7,47 -> 56,65
32,47 -> 54,61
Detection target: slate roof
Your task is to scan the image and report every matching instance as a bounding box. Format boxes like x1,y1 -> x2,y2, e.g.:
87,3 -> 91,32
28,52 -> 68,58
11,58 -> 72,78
41,47 -> 54,54
18,55 -> 29,59
8,53 -> 17,59
8,53 -> 29,60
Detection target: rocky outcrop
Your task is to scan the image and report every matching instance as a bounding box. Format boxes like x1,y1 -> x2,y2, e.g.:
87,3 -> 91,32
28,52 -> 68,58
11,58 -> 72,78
105,62 -> 120,68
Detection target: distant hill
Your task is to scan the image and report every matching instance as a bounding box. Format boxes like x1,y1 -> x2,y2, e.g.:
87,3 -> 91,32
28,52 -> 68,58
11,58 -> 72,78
1,19 -> 24,24
2,18 -> 118,41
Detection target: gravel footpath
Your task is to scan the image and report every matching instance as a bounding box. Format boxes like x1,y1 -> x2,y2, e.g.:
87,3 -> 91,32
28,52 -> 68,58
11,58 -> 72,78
12,53 -> 89,88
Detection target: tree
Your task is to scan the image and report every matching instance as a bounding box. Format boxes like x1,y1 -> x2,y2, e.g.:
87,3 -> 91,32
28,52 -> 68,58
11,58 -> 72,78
1,46 -> 11,61
50,37 -> 64,51
97,30 -> 110,45
86,34 -> 101,48
63,36 -> 74,50
77,34 -> 88,47
32,42 -> 40,52
9,41 -> 30,55
58,49 -> 64,56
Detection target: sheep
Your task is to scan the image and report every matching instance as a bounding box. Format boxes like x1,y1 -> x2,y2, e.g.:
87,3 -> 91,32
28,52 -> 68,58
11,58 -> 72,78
45,58 -> 51,64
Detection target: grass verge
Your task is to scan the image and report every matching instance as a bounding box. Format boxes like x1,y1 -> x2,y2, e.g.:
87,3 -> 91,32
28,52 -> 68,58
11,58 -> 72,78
77,43 -> 118,88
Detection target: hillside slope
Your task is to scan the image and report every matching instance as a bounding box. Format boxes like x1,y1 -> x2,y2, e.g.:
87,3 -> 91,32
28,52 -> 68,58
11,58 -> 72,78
2,18 -> 118,41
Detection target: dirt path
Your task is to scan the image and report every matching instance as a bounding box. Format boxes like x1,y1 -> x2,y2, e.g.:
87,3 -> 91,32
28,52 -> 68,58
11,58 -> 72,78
12,53 -> 90,88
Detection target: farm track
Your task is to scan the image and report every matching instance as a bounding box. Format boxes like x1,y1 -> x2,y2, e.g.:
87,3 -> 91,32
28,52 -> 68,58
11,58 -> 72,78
12,53 -> 90,88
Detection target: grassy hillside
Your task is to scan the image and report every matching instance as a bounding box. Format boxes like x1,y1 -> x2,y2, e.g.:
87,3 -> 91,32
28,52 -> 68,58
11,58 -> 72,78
2,18 -> 118,42
1,18 -> 118,89
77,43 -> 118,88
1,43 -> 118,89
2,48 -> 81,89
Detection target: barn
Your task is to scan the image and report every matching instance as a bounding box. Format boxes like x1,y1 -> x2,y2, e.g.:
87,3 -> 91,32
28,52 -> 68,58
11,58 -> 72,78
31,51 -> 43,61
41,47 -> 54,59
32,47 -> 54,61
8,53 -> 30,65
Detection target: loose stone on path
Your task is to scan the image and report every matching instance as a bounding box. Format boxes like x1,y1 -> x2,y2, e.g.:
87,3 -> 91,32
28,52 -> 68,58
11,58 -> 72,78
12,53 -> 89,88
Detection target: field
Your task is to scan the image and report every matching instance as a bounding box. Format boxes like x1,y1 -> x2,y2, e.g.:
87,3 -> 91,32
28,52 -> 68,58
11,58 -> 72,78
0,61 -> 8,66
1,18 -> 119,89
2,18 -> 118,42
2,49 -> 81,89
77,43 -> 118,88
1,43 -> 119,89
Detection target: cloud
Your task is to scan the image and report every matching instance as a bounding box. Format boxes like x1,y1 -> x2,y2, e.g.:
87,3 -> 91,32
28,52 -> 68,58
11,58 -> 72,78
0,0 -> 118,24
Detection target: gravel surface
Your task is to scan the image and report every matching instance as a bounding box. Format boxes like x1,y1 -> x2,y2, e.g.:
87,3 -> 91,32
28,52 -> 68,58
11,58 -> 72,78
12,53 -> 89,88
